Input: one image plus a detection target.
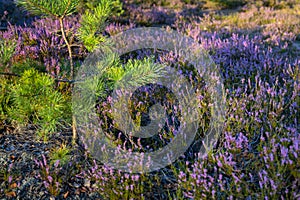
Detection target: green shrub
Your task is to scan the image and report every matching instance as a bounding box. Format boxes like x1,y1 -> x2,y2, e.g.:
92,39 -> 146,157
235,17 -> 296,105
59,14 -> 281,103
0,77 -> 14,125
8,68 -> 67,140
0,39 -> 16,72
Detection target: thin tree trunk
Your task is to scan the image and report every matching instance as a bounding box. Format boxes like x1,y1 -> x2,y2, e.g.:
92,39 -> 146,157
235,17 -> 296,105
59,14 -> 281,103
59,17 -> 74,79
59,17 -> 77,144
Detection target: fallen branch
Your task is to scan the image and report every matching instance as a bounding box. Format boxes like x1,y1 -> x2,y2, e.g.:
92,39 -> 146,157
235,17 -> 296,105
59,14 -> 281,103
0,72 -> 78,83
0,72 -> 21,77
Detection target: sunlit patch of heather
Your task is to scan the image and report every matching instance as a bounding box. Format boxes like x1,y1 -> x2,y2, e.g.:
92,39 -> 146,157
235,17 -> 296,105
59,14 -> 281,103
90,17 -> 299,196
173,19 -> 299,85
169,9 -> 300,197
174,5 -> 300,44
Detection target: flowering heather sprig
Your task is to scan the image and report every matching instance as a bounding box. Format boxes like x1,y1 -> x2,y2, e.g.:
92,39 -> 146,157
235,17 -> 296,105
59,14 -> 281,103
78,160 -> 147,199
34,155 -> 62,197
0,163 -> 19,198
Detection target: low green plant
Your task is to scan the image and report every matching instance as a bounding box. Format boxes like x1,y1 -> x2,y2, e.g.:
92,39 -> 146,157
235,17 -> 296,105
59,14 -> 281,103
0,78 -> 13,124
8,68 -> 66,140
16,0 -> 123,143
49,143 -> 71,166
0,39 -> 16,71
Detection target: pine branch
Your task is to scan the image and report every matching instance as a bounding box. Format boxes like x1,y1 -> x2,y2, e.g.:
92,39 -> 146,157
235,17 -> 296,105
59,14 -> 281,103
16,0 -> 58,17
122,58 -> 167,87
15,0 -> 79,18
62,0 -> 72,17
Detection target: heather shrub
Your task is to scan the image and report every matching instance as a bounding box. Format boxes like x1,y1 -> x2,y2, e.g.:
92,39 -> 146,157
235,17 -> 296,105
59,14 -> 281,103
90,53 -> 211,155
8,68 -> 67,140
79,160 -> 159,199
95,57 -> 174,150
174,5 -> 300,44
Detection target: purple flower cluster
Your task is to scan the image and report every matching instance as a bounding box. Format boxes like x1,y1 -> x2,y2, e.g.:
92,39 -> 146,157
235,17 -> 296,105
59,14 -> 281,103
177,132 -> 299,199
105,22 -> 136,36
165,5 -> 300,199
0,15 -> 85,76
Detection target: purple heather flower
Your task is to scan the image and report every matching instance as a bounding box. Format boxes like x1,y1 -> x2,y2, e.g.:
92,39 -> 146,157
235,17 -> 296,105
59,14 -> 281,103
43,181 -> 50,188
47,176 -> 53,183
281,146 -> 289,164
8,176 -> 12,183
